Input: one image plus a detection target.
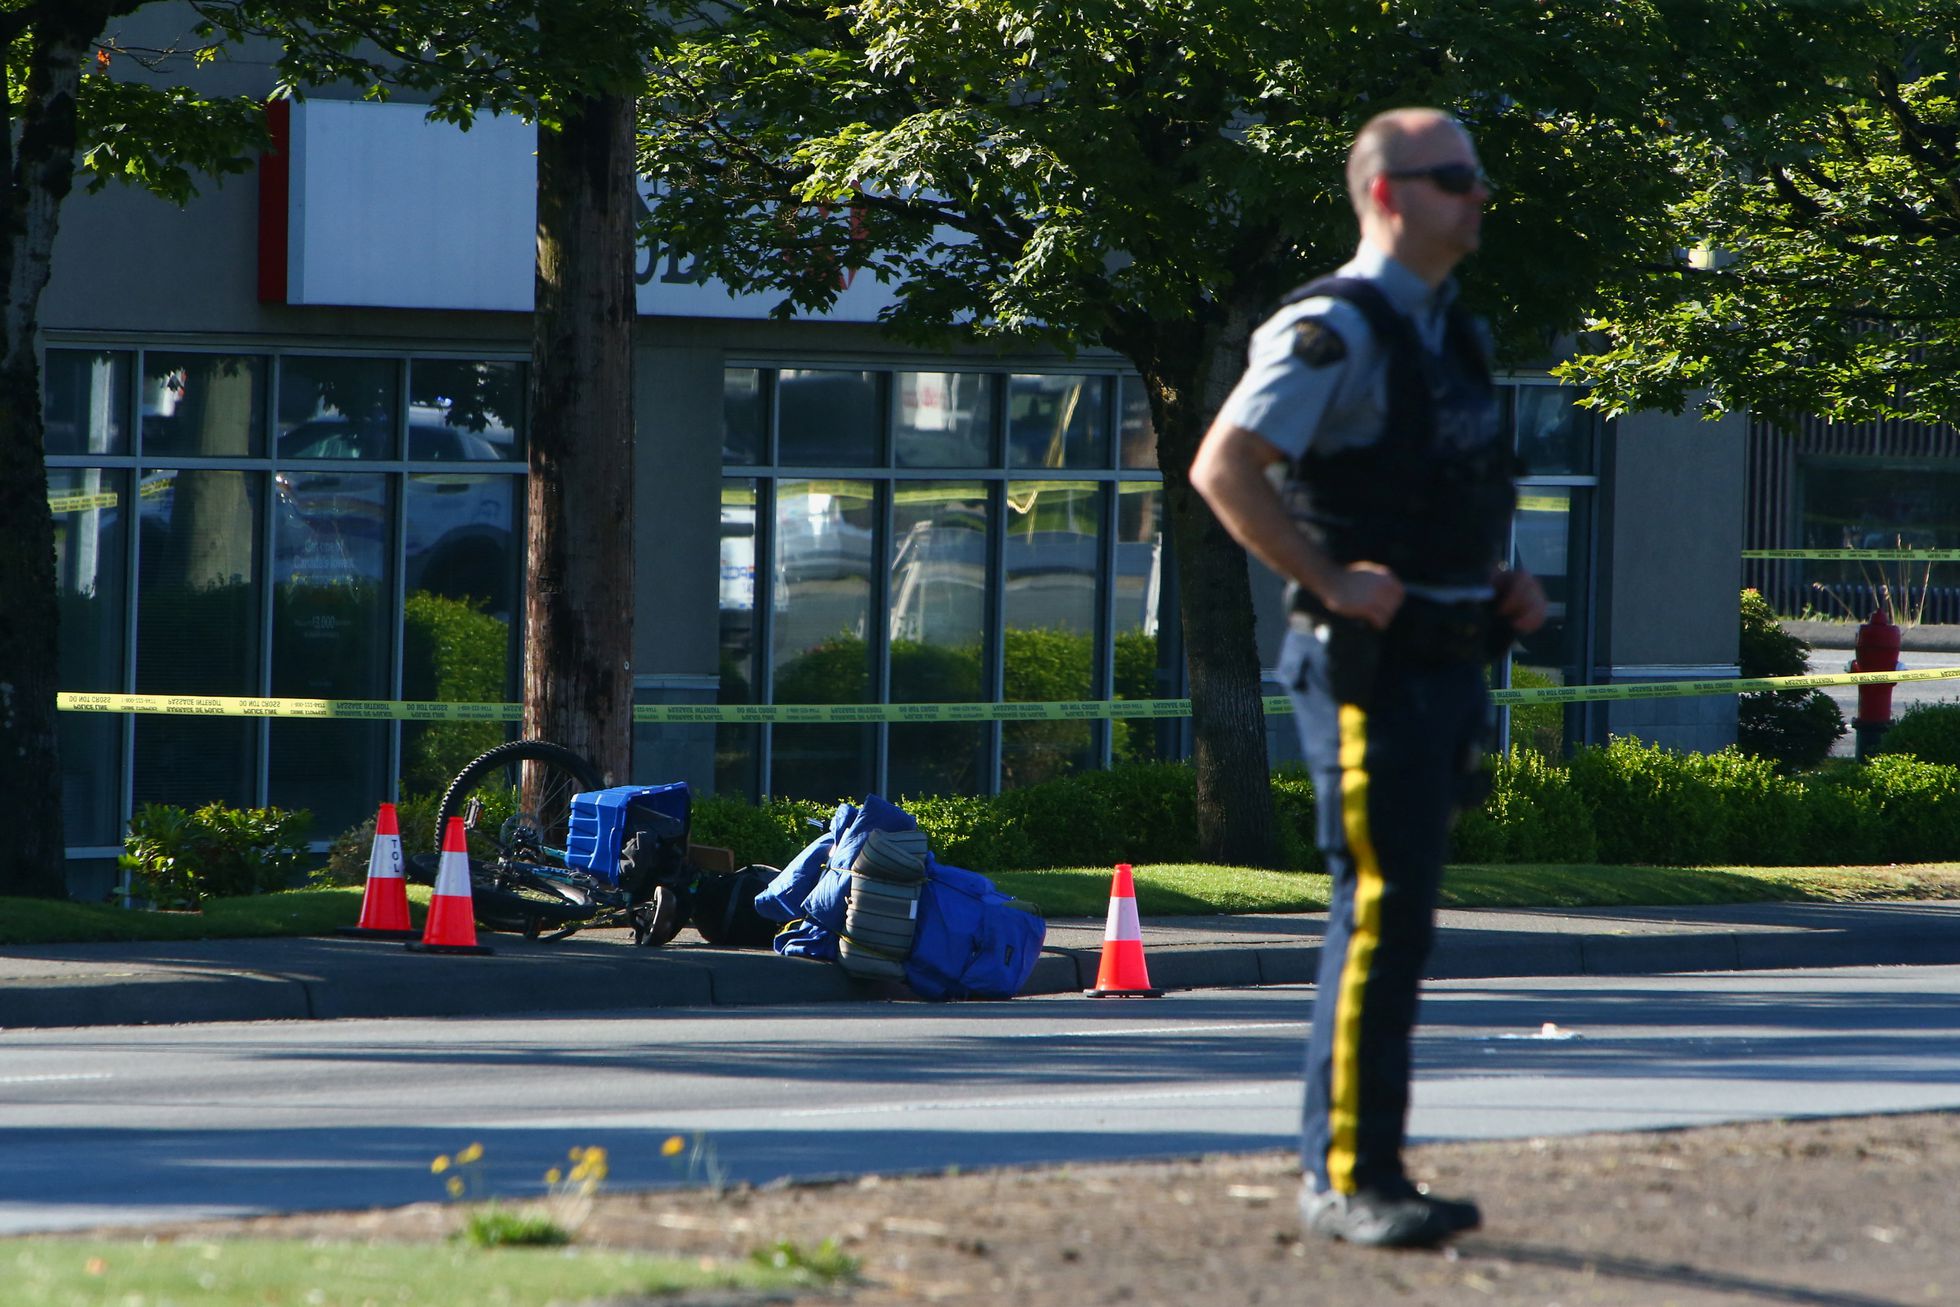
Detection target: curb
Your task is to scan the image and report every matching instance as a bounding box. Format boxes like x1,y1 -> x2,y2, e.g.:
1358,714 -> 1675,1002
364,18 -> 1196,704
3,905 -> 1957,1030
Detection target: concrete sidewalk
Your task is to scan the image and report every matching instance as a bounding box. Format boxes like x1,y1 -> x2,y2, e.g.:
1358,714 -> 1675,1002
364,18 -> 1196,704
3,900 -> 1957,1030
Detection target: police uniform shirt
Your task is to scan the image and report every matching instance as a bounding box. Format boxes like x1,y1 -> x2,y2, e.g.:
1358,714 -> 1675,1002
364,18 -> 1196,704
1214,242 -> 1494,602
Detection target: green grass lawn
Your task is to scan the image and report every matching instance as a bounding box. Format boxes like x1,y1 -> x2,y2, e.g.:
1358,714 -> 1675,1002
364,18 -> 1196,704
5,862 -> 1956,947
5,1238 -> 821,1307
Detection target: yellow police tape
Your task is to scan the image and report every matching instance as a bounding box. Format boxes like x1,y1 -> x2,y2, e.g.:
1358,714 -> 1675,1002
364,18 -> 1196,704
1743,549 -> 1960,561
52,666 -> 1960,722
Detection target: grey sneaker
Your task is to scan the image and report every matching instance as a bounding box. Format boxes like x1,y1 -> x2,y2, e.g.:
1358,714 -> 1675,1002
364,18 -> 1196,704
1300,1183 -> 1480,1248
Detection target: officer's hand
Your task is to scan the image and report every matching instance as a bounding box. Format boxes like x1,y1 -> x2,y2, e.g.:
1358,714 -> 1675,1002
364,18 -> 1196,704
1494,568 -> 1548,635
1323,563 -> 1404,631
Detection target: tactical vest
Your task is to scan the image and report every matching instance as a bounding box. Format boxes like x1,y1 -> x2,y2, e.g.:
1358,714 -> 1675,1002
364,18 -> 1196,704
1281,275 -> 1516,592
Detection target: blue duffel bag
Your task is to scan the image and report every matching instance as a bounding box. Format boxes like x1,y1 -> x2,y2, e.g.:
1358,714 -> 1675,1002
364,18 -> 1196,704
755,796 -> 1045,999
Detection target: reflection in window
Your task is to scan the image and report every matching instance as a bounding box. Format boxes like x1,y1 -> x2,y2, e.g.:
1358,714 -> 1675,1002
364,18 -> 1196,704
1002,481 -> 1103,787
133,468 -> 263,809
722,368 -> 764,464
1118,375 -> 1157,470
778,369 -> 880,466
400,473 -> 521,795
1008,375 -> 1108,469
1515,386 -> 1592,476
1113,484 -> 1166,764
44,350 -> 129,456
141,353 -> 265,458
895,373 -> 993,468
772,479 -> 876,799
716,479 -> 760,796
1510,486 -> 1583,756
889,482 -> 991,796
408,359 -> 526,461
277,356 -> 400,460
269,474 -> 392,832
51,468 -> 128,844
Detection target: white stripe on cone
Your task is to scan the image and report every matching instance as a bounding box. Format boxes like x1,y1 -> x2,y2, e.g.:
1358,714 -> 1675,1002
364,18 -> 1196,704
1104,890 -> 1142,942
367,829 -> 403,881
433,824 -> 471,897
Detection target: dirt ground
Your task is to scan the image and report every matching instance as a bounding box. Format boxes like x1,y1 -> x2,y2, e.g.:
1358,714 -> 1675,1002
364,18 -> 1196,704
108,1110 -> 1960,1306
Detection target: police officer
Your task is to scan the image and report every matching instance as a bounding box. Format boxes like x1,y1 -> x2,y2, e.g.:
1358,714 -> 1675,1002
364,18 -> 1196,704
1192,107 -> 1546,1249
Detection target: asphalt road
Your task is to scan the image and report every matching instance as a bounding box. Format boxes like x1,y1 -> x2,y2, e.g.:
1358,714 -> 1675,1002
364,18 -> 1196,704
6,964 -> 1959,1236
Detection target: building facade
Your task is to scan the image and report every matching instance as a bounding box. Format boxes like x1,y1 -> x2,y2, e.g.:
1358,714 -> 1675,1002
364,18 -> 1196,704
44,17 -> 1747,897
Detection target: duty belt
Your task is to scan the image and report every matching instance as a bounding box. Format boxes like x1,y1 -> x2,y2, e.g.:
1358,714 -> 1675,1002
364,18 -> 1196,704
1289,592 -> 1507,666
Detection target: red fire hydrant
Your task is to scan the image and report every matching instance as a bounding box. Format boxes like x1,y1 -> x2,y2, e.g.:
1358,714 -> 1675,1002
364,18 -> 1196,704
1850,609 -> 1902,760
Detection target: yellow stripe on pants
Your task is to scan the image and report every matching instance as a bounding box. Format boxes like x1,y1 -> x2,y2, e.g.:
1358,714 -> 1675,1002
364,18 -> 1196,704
1327,702 -> 1386,1195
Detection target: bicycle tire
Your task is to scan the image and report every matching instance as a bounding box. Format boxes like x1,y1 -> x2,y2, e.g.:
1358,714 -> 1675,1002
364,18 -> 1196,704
434,740 -> 604,932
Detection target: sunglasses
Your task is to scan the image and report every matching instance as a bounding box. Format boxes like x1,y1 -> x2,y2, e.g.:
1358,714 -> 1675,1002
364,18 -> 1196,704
1383,163 -> 1491,195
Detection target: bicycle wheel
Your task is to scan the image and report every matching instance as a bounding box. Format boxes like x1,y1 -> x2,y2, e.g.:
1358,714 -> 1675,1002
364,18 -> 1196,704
435,740 -> 604,932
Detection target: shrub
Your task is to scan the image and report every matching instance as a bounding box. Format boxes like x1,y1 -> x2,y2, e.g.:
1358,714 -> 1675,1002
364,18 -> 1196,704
1506,665 -> 1567,759
902,793 -> 1043,870
1855,754 -> 1960,862
1693,746 -> 1809,865
997,761 -> 1200,867
1792,762 -> 1884,864
1568,737 -> 1731,865
690,793 -> 833,869
1736,588 -> 1844,772
1457,748 -> 1599,864
1876,700 -> 1960,768
1269,767 -> 1322,871
122,802 -> 314,908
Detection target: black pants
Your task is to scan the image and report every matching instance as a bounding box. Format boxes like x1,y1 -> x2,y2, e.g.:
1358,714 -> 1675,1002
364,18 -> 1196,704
1278,625 -> 1488,1195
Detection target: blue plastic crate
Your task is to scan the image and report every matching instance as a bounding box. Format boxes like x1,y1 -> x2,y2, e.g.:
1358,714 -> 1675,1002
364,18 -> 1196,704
563,782 -> 690,884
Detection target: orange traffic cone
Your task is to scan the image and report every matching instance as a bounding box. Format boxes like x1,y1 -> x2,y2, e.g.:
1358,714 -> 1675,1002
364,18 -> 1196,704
406,816 -> 493,955
338,803 -> 419,940
1084,863 -> 1162,997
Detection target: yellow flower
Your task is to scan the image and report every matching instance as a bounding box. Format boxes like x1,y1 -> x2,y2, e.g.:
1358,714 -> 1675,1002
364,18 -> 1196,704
430,1156 -> 451,1174
446,1176 -> 465,1199
545,1168 -> 562,1186
568,1146 -> 584,1161
456,1142 -> 484,1165
661,1135 -> 686,1157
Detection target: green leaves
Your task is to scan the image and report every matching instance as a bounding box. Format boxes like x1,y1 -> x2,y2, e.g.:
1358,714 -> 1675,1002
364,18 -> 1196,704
1565,4 -> 1960,426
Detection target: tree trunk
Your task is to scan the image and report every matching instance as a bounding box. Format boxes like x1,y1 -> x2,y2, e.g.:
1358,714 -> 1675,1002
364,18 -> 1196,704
0,7 -> 108,899
523,90 -> 638,785
1135,306 -> 1278,867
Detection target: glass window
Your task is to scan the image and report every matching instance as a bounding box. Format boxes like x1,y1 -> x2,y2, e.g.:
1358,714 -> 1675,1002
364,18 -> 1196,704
44,349 -> 129,455
895,372 -> 994,468
778,369 -> 880,466
717,479 -> 761,796
51,468 -> 128,845
1008,375 -> 1109,469
141,353 -> 266,458
408,359 -> 526,462
1118,375 -> 1158,471
771,479 -> 876,799
400,473 -> 521,795
1515,385 -> 1592,476
277,356 -> 400,461
888,482 -> 991,796
269,473 -> 392,833
1001,480 -> 1103,786
1508,486 -> 1588,755
1112,483 -> 1167,764
133,468 -> 263,809
722,368 -> 765,464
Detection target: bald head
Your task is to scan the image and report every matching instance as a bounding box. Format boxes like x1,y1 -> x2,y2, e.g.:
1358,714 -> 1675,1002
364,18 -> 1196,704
1345,108 -> 1473,215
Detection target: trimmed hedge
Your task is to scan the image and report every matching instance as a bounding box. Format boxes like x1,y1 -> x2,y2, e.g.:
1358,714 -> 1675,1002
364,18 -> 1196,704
695,742 -> 1958,873
326,741 -> 1960,877
1877,701 -> 1960,769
